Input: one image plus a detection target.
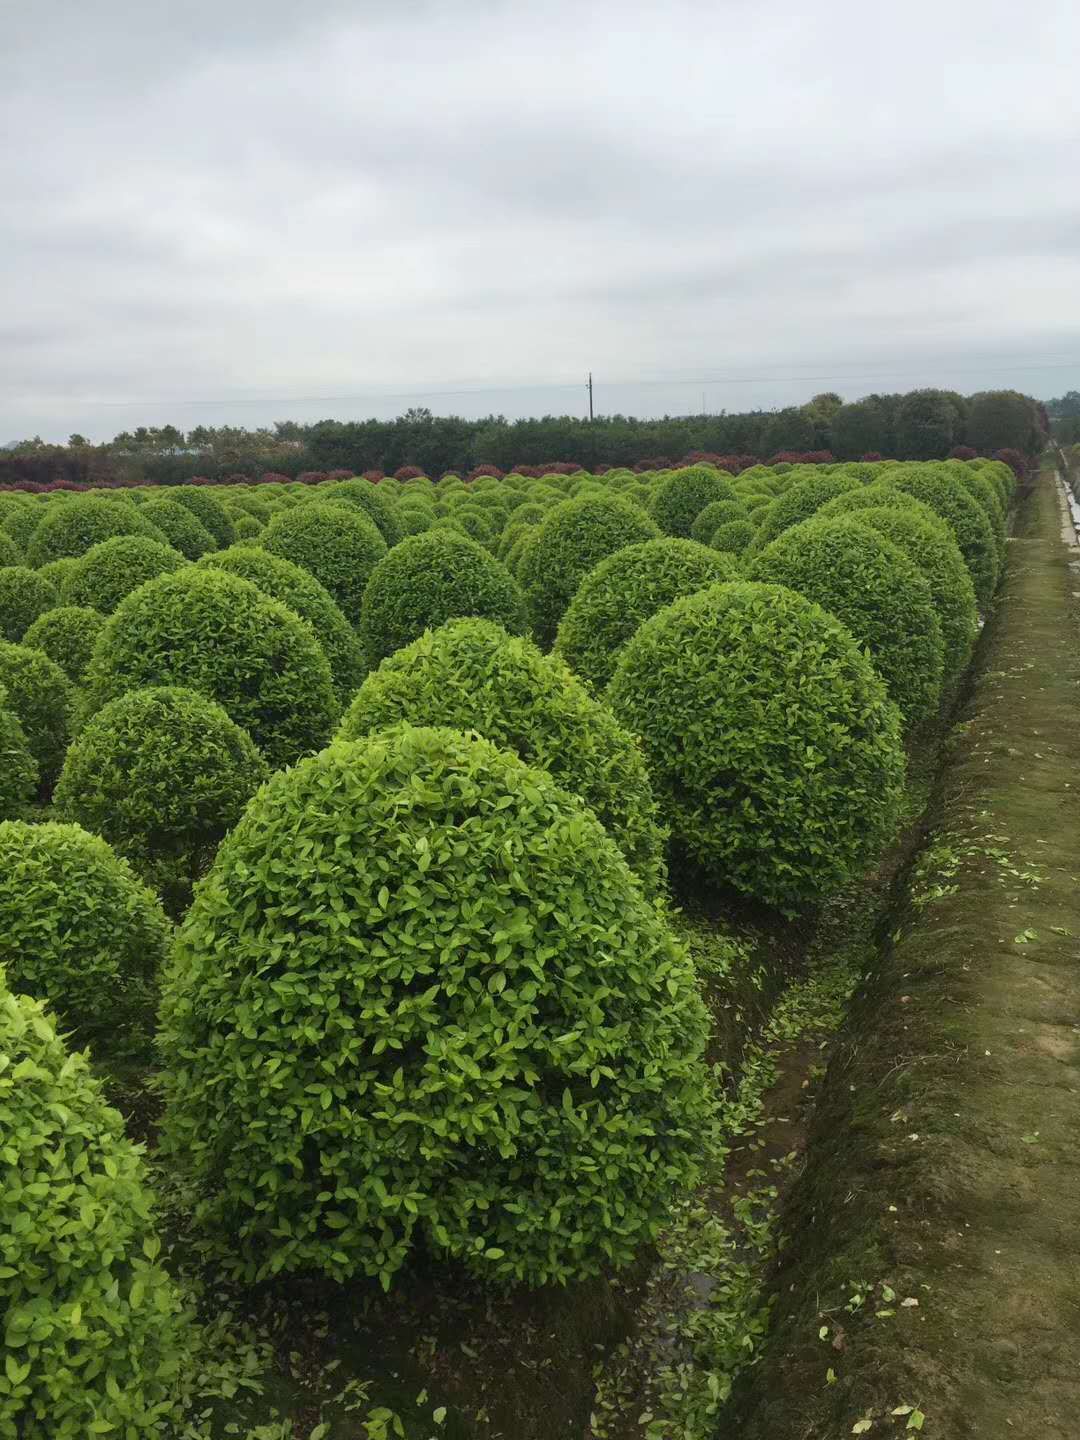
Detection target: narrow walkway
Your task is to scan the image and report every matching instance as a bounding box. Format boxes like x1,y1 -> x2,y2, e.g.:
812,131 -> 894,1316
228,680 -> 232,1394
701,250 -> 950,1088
734,469 -> 1080,1439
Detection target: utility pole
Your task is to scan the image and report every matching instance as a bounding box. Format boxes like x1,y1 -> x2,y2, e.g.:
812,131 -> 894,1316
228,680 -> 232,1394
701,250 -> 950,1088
587,371 -> 594,422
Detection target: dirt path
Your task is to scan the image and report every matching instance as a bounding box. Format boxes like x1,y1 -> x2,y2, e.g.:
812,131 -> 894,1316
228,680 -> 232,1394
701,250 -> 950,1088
730,467 -> 1080,1440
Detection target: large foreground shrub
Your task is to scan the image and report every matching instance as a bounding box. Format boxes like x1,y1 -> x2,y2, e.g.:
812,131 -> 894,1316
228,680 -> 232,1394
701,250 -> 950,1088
263,501 -> 388,624
359,529 -> 527,667
0,641 -> 71,786
0,981 -> 189,1438
554,538 -> 738,692
750,519 -> 945,730
0,681 -> 37,819
608,582 -> 904,909
0,566 -> 57,642
338,619 -> 667,894
159,726 -> 711,1288
0,821 -> 170,1058
81,569 -> 338,769
60,534 -> 187,614
55,687 -> 268,912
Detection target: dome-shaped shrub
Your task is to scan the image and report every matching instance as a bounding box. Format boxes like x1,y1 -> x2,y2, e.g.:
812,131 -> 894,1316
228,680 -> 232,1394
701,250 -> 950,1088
60,534 -> 187,614
159,725 -> 710,1288
689,498 -> 747,545
651,467 -> 740,538
814,483 -> 925,522
36,555 -> 79,591
750,473 -> 862,551
608,582 -> 904,909
434,507 -> 497,549
524,494 -> 659,646
359,529 -> 527,668
554,538 -> 738,693
0,528 -> 23,568
0,641 -> 71,786
22,605 -> 106,685
82,569 -> 338,769
884,468 -> 999,610
0,506 -> 38,556
55,686 -> 267,910
750,518 -> 944,730
0,681 -> 37,819
842,506 -> 979,682
397,502 -> 436,535
169,485 -> 236,549
323,477 -> 406,547
232,512 -> 263,540
138,496 -> 217,558
338,619 -> 668,894
0,565 -> 58,642
197,546 -> 365,705
0,981 -> 189,1438
957,468 -> 1007,563
26,494 -> 166,568
0,821 -> 170,1058
710,518 -> 756,555
262,501 -> 388,624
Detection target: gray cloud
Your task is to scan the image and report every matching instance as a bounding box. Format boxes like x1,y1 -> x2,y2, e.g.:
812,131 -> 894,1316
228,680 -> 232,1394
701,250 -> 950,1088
3,0 -> 1080,441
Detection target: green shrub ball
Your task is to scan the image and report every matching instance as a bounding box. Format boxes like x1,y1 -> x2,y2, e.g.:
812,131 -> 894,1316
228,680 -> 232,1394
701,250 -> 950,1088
650,466 -> 739,538
338,619 -> 668,894
0,821 -> 171,1059
159,725 -> 711,1288
689,498 -> 747,545
608,582 -> 904,909
0,566 -> 58,642
21,605 -> 106,685
0,681 -> 37,819
359,529 -> 527,668
750,519 -> 945,730
710,519 -> 756,555
81,569 -> 338,770
26,493 -> 167,567
0,640 -> 72,786
169,485 -> 236,549
262,501 -> 388,624
138,496 -> 217,558
60,534 -> 187,614
885,468 -> 999,610
0,529 -> 22,568
554,538 -> 738,693
524,494 -> 659,646
323,476 -> 407,547
0,982 -> 189,1438
55,686 -> 268,908
751,473 -> 862,550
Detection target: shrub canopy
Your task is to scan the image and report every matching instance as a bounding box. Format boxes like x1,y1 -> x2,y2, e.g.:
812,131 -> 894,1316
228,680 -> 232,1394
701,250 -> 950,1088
689,498 -> 747,544
263,501 -> 388,625
26,494 -> 166,568
21,605 -> 106,685
169,485 -> 236,548
750,473 -> 862,550
0,681 -> 37,820
323,477 -> 407,547
138,496 -> 217,558
0,566 -> 58,642
650,466 -> 740,539
60,534 -> 187,614
884,467 -> 999,609
0,641 -> 71,786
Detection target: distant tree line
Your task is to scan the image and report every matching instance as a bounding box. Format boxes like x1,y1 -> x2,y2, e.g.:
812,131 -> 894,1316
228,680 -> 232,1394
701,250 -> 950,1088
1,387 -> 1049,487
1045,390 -> 1080,443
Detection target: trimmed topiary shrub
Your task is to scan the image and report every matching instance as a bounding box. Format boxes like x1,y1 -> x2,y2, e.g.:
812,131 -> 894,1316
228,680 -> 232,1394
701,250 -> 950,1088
36,556 -> 79,592
433,508 -> 497,549
359,529 -> 527,668
0,528 -> 24,570
608,582 -> 904,909
841,506 -> 978,683
0,566 -> 58,642
338,619 -> 668,894
0,681 -> 37,819
60,534 -> 187,614
158,725 -> 711,1288
750,518 -> 944,730
524,494 -> 659,647
651,466 -> 740,538
55,686 -> 268,912
197,546 -> 365,706
138,496 -> 217,558
0,979 -> 190,1437
0,821 -> 170,1059
884,468 -> 999,610
81,569 -> 338,770
22,605 -> 106,685
750,473 -> 862,551
0,507 -> 38,557
262,501 -> 388,625
689,498 -> 748,545
233,512 -> 263,540
26,494 -> 166,568
710,518 -> 756,555
554,538 -> 739,693
169,485 -> 236,549
323,477 -> 406,547
0,641 -> 71,786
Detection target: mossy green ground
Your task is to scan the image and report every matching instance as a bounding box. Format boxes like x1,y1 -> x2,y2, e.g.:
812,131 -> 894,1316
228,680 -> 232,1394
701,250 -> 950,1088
732,467 -> 1080,1439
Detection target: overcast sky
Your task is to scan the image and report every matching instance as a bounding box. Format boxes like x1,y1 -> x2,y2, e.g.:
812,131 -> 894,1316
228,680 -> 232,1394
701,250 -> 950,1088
3,0 -> 1079,442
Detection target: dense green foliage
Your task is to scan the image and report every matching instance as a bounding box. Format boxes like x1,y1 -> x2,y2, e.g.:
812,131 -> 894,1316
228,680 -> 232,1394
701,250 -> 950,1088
0,681 -> 37,819
139,496 -> 217,558
338,619 -> 668,894
60,534 -> 187,614
751,473 -> 862,550
885,467 -> 1000,609
55,687 -> 268,911
0,641 -> 71,786
262,500 -> 388,624
26,494 -> 166,568
21,606 -> 106,685
608,582 -> 904,908
359,529 -> 527,667
81,568 -> 338,769
323,476 -> 407,546
0,821 -> 170,1058
0,566 -> 58,642
750,518 -> 944,730
688,498 -> 747,545
169,485 -> 236,549
523,494 -> 659,646
159,726 -> 711,1288
0,529 -> 21,568
650,467 -> 739,539
0,980 -> 190,1438
554,538 -> 739,693
710,518 -> 756,554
